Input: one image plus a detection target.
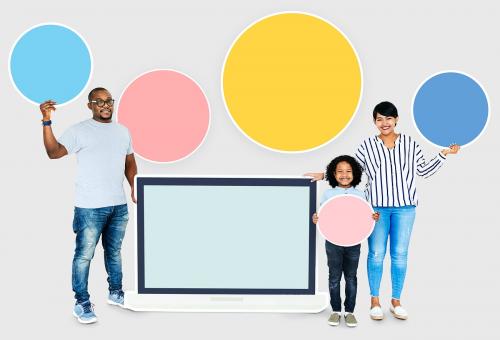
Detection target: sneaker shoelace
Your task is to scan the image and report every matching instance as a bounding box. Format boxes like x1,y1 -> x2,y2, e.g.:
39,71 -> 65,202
112,290 -> 124,299
82,302 -> 95,314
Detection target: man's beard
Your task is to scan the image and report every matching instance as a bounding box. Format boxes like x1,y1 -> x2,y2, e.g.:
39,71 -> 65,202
99,112 -> 113,121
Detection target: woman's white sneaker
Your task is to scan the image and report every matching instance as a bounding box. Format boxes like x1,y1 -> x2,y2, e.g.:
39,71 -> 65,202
390,305 -> 408,320
369,306 -> 384,320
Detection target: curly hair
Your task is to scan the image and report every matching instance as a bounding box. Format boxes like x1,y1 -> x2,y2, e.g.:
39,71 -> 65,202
325,155 -> 363,188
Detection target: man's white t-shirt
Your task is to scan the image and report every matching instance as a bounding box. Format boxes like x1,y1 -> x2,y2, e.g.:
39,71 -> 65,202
58,118 -> 133,208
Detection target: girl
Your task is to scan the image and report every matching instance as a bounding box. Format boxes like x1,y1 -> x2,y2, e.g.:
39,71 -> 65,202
312,155 -> 379,327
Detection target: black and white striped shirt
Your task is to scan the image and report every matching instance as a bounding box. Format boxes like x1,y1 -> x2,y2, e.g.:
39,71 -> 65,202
355,134 -> 446,207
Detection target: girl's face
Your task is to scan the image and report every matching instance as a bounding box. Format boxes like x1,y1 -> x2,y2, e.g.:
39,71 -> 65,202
334,161 -> 353,188
374,113 -> 398,136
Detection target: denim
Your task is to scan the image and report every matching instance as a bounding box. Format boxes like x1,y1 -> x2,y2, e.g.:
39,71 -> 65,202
367,206 -> 416,300
72,204 -> 128,303
325,241 -> 361,313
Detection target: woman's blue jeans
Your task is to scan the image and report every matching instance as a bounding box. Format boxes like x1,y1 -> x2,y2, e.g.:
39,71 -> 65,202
367,206 -> 416,300
72,204 -> 128,303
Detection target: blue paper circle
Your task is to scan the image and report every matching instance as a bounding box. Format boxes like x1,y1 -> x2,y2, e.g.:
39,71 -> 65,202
9,24 -> 92,105
412,71 -> 489,148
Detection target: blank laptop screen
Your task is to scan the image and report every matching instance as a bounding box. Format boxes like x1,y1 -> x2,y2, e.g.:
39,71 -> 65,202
137,177 -> 316,294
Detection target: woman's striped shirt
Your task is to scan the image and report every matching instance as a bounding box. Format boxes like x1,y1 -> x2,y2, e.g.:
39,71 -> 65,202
354,134 -> 446,207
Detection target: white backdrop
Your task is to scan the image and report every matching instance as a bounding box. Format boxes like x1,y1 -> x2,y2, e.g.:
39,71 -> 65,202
1,0 -> 498,339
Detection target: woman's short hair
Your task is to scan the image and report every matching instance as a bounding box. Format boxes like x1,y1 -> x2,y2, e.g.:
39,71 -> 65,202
373,101 -> 398,120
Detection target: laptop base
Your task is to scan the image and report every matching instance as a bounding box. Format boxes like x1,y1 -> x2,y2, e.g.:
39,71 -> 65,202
124,291 -> 328,313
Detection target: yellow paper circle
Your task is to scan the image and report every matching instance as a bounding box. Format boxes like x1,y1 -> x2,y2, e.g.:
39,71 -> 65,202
222,12 -> 362,152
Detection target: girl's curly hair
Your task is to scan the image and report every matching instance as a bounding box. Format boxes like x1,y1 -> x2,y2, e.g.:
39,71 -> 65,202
325,155 -> 363,188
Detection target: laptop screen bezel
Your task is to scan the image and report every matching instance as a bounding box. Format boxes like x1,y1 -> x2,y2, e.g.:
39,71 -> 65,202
136,176 -> 317,295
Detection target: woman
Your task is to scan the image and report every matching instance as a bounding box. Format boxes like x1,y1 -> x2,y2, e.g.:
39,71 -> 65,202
306,101 -> 459,320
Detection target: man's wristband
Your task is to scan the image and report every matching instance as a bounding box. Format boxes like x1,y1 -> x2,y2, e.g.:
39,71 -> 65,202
42,119 -> 52,126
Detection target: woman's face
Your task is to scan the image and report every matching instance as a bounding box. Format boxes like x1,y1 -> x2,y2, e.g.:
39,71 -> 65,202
374,113 -> 398,136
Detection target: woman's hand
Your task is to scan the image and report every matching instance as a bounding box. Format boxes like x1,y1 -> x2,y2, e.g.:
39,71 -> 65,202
304,172 -> 325,182
441,144 -> 460,156
372,212 -> 380,221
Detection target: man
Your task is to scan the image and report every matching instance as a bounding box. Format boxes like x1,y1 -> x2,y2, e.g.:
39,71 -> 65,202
40,87 -> 137,324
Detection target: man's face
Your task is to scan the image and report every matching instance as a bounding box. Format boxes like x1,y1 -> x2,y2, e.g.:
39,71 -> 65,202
88,90 -> 114,122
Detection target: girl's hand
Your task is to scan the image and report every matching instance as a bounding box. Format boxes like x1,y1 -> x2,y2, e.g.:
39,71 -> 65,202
312,213 -> 318,224
372,212 -> 380,221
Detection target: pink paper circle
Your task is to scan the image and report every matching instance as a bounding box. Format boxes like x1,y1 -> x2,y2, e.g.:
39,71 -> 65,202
317,195 -> 375,246
117,70 -> 210,163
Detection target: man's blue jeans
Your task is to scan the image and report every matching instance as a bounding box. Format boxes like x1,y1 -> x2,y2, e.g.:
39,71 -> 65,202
367,206 -> 416,300
72,204 -> 128,303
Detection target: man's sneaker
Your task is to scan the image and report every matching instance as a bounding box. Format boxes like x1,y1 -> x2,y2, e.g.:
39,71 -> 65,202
328,312 -> 341,326
107,290 -> 125,307
345,313 -> 358,327
73,301 -> 97,324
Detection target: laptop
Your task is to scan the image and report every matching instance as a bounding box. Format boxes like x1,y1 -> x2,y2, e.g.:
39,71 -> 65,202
125,176 -> 328,312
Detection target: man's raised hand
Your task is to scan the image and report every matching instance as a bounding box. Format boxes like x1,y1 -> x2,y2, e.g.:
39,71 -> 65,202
39,100 -> 56,120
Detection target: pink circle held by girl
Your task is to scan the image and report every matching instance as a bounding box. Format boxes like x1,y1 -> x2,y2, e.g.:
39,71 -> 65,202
317,195 -> 375,246
117,70 -> 210,163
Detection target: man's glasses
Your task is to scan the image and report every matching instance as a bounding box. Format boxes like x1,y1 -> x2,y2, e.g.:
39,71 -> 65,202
90,98 -> 115,107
